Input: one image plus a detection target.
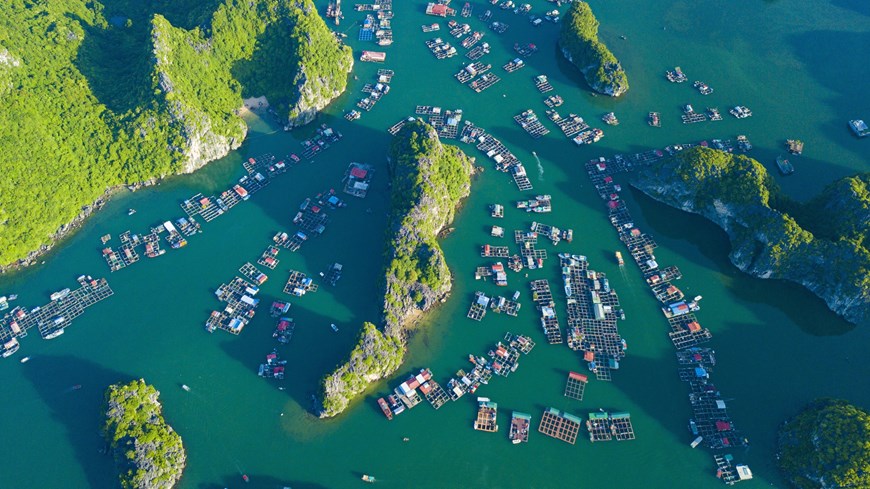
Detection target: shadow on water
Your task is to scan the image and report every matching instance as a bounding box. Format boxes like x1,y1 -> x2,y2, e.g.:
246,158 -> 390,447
625,187 -> 856,335
829,0 -> 870,16
22,355 -> 132,489
199,473 -> 329,489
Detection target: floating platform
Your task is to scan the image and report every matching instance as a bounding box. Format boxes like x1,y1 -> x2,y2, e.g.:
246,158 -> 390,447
538,408 -> 582,444
257,246 -> 280,270
509,412 -> 531,444
564,372 -> 588,401
283,270 -> 318,296
586,411 -> 635,442
474,398 -> 499,432
0,276 -> 114,347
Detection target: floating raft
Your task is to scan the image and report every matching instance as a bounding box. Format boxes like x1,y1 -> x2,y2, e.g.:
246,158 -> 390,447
509,411 -> 531,444
466,42 -> 491,60
473,398 -> 499,432
538,408 -> 581,444
489,296 -> 520,316
481,244 -> 510,258
257,246 -> 280,270
546,110 -> 589,138
283,271 -> 318,296
239,262 -> 268,285
514,109 -> 549,138
0,275 -> 114,347
564,372 -> 588,401
560,253 -> 626,381
586,411 -> 635,442
714,454 -> 754,485
534,74 -> 553,93
530,279 -> 561,344
467,292 -> 490,321
422,378 -> 450,410
206,276 -> 260,335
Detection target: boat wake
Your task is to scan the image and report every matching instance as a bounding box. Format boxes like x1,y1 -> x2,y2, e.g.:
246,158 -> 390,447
532,151 -> 544,181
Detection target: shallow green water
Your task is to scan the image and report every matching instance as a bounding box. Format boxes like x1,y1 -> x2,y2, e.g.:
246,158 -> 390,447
1,0 -> 868,488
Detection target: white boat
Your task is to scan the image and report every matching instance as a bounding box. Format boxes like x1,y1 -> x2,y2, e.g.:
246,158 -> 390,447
20,356 -> 30,363
44,328 -> 65,340
128,208 -> 136,216
181,384 -> 191,392
50,288 -> 71,301
690,436 -> 703,448
693,295 -> 702,301
330,323 -> 339,332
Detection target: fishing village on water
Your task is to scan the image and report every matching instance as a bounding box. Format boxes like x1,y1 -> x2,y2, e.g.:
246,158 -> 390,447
0,0 -> 867,487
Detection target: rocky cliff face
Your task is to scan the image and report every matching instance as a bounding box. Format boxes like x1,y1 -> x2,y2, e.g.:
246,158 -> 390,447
560,47 -> 628,97
631,149 -> 869,325
151,24 -> 245,174
285,60 -> 353,129
319,122 -> 474,417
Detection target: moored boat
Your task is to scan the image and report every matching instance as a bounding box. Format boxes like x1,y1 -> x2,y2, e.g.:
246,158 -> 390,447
378,397 -> 393,420
776,155 -> 794,175
362,474 -> 376,483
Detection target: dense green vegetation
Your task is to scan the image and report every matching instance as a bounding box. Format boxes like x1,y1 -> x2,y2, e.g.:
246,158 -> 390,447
558,1 -> 628,96
103,379 -> 185,489
382,120 -> 474,331
777,399 -> 870,488
635,147 -> 869,323
320,323 -> 404,416
0,0 -> 351,267
320,122 -> 473,417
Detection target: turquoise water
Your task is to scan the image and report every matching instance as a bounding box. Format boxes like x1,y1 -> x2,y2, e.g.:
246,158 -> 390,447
0,0 -> 868,487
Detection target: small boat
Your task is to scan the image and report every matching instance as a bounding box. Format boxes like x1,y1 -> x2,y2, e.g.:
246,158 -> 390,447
694,295 -> 702,302
20,356 -> 30,363
615,251 -> 624,266
402,437 -> 410,442
181,385 -> 191,392
648,112 -> 661,127
72,384 -> 82,390
242,474 -> 249,483
50,288 -> 71,301
330,323 -> 339,332
127,208 -> 136,216
776,155 -> 795,175
362,474 -> 376,483
691,436 -> 703,448
44,328 -> 65,340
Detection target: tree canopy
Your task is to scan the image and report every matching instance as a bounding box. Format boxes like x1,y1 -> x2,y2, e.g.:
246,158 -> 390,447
778,399 -> 870,489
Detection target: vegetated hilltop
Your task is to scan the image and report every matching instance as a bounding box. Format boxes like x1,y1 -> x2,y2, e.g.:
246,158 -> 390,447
320,121 -> 475,417
103,379 -> 185,489
777,398 -> 870,489
631,147 -> 869,324
0,0 -> 351,267
558,1 -> 628,97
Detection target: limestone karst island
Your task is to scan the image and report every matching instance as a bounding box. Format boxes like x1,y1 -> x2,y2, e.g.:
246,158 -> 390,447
0,0 -> 867,488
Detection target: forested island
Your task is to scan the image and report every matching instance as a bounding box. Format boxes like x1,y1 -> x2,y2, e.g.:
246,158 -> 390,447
558,1 -> 628,97
103,380 -> 185,489
631,147 -> 869,324
0,0 -> 351,268
777,399 -> 870,488
320,121 -> 475,417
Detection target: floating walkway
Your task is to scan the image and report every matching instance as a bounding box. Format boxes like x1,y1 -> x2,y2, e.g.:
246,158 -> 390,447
584,139 -> 751,476
559,254 -> 627,381
0,275 -> 113,355
530,279 -> 561,344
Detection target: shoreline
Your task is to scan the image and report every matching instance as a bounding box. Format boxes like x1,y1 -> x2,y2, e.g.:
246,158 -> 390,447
0,180 -> 157,275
